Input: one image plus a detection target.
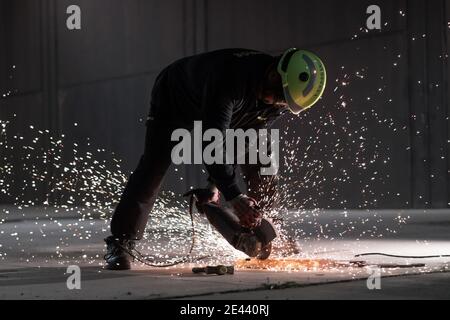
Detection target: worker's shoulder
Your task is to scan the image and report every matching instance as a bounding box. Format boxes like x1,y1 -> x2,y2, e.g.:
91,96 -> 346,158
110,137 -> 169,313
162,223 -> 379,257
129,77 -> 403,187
201,49 -> 275,73
165,48 -> 274,82
213,48 -> 270,56
174,48 -> 273,63
207,48 -> 273,60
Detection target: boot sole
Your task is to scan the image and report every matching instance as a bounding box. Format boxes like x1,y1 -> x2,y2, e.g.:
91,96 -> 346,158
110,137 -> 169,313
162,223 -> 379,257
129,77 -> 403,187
104,257 -> 132,270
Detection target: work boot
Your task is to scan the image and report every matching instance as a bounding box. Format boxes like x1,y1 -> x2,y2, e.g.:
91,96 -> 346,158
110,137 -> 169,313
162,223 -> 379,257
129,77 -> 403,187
104,236 -> 135,270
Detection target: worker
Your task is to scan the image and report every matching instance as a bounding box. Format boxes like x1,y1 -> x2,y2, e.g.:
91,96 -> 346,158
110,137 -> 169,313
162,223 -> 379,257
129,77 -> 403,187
104,48 -> 326,270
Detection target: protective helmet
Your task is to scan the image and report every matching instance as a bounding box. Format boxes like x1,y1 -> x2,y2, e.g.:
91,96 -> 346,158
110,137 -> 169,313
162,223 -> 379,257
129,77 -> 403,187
277,48 -> 327,114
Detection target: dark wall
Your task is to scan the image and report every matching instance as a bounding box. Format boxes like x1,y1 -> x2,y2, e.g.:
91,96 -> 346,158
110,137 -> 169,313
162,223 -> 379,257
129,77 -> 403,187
0,0 -> 449,209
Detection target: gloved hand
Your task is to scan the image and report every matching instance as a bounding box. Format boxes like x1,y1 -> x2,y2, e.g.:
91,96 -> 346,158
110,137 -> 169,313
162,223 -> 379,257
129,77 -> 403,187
229,194 -> 262,228
183,184 -> 220,214
206,183 -> 220,204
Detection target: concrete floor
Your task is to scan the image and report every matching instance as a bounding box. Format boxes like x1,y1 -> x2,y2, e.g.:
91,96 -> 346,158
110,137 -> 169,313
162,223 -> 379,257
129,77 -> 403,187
0,207 -> 450,300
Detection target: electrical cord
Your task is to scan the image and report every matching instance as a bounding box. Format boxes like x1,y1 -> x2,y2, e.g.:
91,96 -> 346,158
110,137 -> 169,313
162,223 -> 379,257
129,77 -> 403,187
116,190 -> 450,267
355,252 -> 450,259
117,192 -> 211,268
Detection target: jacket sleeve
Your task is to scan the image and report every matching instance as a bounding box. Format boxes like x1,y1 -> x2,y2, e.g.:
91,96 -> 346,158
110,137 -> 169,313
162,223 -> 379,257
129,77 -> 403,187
201,76 -> 242,201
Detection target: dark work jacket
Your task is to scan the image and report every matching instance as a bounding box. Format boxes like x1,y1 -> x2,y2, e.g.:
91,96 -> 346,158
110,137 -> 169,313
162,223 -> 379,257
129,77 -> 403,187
149,48 -> 287,200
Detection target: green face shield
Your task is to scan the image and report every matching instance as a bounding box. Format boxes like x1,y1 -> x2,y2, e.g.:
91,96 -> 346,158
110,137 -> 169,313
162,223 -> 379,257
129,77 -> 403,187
277,48 -> 327,114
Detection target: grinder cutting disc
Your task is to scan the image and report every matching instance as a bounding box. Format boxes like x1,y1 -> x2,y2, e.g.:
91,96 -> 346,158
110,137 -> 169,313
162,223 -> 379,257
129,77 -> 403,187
254,219 -> 277,260
254,218 -> 277,245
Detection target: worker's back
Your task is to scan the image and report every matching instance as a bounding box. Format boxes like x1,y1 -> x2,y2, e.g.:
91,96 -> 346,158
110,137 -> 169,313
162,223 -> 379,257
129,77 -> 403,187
149,48 -> 277,128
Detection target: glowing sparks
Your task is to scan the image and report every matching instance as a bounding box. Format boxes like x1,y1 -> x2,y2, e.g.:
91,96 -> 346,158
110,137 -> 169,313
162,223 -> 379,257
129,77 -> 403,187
0,21 -> 432,269
236,258 -> 348,272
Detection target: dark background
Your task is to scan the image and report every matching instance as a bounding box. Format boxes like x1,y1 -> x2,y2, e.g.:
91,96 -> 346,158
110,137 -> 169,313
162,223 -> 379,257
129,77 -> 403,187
0,0 -> 449,209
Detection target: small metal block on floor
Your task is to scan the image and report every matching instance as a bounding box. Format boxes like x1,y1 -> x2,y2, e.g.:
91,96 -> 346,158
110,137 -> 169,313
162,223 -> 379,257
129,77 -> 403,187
192,265 -> 235,275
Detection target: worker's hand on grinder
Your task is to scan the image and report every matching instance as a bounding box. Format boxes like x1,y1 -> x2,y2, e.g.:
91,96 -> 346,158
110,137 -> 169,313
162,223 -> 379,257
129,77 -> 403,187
189,183 -> 220,214
229,194 -> 262,228
206,183 -> 220,204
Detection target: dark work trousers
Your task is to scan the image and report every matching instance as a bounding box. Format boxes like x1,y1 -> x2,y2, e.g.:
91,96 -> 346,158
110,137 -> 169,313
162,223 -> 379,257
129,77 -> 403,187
110,122 -> 279,240
110,119 -> 181,240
